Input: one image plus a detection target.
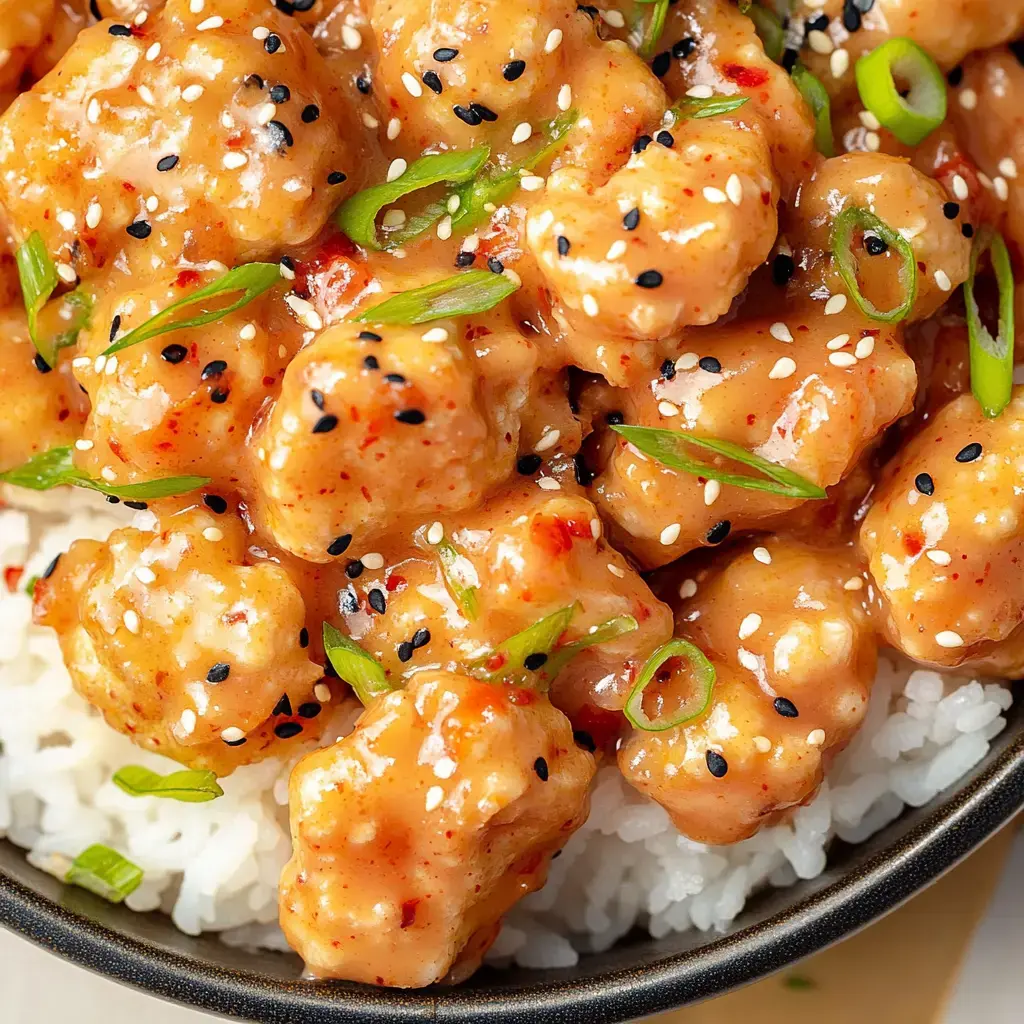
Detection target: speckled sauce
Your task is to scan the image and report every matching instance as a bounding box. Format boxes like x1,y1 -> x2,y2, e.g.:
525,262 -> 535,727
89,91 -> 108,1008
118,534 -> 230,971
2,0 -> 1024,991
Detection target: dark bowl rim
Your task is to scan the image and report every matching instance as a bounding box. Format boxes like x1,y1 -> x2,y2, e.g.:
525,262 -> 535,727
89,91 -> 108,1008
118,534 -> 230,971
2,719 -> 1023,1024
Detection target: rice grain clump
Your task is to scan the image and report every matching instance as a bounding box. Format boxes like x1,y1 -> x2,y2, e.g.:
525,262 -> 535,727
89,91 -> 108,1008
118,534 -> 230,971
0,494 -> 1012,962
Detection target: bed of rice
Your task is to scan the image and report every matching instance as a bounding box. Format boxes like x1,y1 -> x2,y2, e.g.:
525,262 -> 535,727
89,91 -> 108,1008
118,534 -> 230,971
0,492 -> 1013,969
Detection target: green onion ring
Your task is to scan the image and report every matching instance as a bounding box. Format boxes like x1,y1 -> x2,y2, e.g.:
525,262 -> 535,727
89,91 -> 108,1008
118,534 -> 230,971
791,64 -> 835,157
965,226 -> 1015,418
624,639 -> 716,732
831,205 -> 917,324
854,37 -> 946,147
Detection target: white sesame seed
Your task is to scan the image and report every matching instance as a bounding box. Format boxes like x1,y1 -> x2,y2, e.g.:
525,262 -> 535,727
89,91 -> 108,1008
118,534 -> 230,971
934,269 -> 952,292
768,356 -> 797,380
738,649 -> 759,672
858,110 -> 881,130
725,173 -> 743,206
93,354 -> 107,374
753,735 -> 772,753
926,549 -> 952,565
197,15 -> 223,30
843,576 -> 864,591
284,295 -> 323,331
401,71 -> 423,97
686,85 -> 713,99
86,202 -> 102,229
704,480 -> 721,506
236,322 -> 257,343
362,113 -> 379,129
123,609 -> 140,634
521,175 -> 546,192
202,527 -> 223,542
535,429 -> 561,452
703,186 -> 727,204
56,263 -> 76,284
769,322 -> 793,343
146,42 -> 161,60
386,117 -> 401,141
86,98 -> 100,124
145,194 -> 159,212
807,29 -> 833,54
607,563 -> 626,578
252,26 -> 270,39
182,84 -> 204,102
558,84 -> 572,111
601,8 -> 625,27
387,158 -> 408,183
447,194 -> 461,215
678,352 -> 699,369
952,174 -> 969,200
223,152 -> 247,169
537,477 -> 561,491
436,215 -> 453,241
829,351 -> 857,368
999,157 -> 1018,180
854,336 -> 875,359
74,438 -> 94,451
56,210 -> 76,231
864,131 -> 881,152
658,400 -> 680,417
829,47 -> 850,78
824,293 -> 848,315
660,523 -> 681,546
958,88 -> 978,110
994,176 -> 1010,201
279,260 -> 296,281
381,209 -> 406,228
422,327 -> 449,343
341,24 -> 362,49
738,613 -> 762,640
461,234 -> 480,253
826,333 -> 851,350
314,682 -> 331,702
590,517 -> 601,539
935,630 -> 965,648
179,709 -> 197,736
135,566 -> 156,584
220,726 -> 245,743
72,357 -> 90,369
512,121 -> 533,145
189,0 -> 203,11
427,521 -> 444,545
105,356 -> 118,376
544,28 -> 563,53
606,240 -> 627,260
582,294 -> 600,317
254,102 -> 277,125
807,729 -> 826,746
100,467 -> 117,482
753,546 -> 772,565
361,552 -> 385,570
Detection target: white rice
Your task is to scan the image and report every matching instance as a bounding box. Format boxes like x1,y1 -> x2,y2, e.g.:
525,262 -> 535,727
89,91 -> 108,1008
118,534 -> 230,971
0,493 -> 1012,968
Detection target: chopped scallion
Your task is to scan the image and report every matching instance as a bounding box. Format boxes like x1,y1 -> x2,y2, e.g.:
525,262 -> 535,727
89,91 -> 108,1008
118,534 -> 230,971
65,844 -> 143,903
791,64 -> 834,157
471,604 -> 579,684
322,622 -> 392,706
355,270 -> 519,325
624,639 -> 716,732
746,4 -> 785,63
965,226 -> 1015,418
540,614 -> 639,681
435,536 -> 479,620
113,765 -> 224,803
636,0 -> 671,58
667,94 -> 750,124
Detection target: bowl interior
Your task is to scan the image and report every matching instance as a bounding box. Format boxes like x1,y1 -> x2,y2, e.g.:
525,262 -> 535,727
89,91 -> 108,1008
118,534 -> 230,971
3,689 -> 1023,1024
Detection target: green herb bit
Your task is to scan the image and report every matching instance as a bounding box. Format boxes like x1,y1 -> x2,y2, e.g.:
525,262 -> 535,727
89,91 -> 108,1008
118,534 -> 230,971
625,638 -> 716,732
636,0 -> 671,58
472,603 -> 580,685
540,614 -> 639,682
323,622 -> 393,706
65,844 -> 143,903
355,270 -> 519,325
783,974 -> 818,991
966,226 -> 1015,418
667,94 -> 751,124
792,64 -> 835,157
435,535 -> 480,620
113,765 -> 224,803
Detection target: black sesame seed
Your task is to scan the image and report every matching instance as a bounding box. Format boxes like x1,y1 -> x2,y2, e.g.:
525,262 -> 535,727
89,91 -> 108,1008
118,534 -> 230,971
89,0 -> 101,19
269,84 -> 290,103
264,33 -> 282,53
422,70 -> 443,94
652,51 -> 671,78
108,23 -> 132,35
456,251 -> 476,267
573,729 -> 596,752
356,74 -> 371,94
865,235 -> 888,255
368,588 -> 387,614
312,414 -> 339,434
962,223 -> 975,238
323,658 -> 339,678
301,103 -> 320,123
162,344 -> 187,363
280,255 -> 296,273
358,330 -> 382,342
310,389 -> 325,410
956,442 -> 982,463
533,756 -> 549,781
203,494 -> 228,514
517,454 -> 542,475
672,37 -> 696,59
201,359 -> 227,380
126,220 -> 152,239
156,154 -> 179,172
1012,40 -> 1024,67
706,520 -> 731,545
223,735 -> 247,747
265,120 -> 294,148
363,355 -> 380,369
210,387 -> 229,404
397,641 -> 414,662
842,1 -> 862,31
698,355 -> 722,373
623,207 -> 641,230
914,472 -> 935,496
557,235 -> 571,256
33,352 -> 51,374
660,358 -> 677,380
124,500 -> 148,511
345,559 -> 364,579
524,652 -> 548,671
782,48 -> 799,72
384,373 -> 406,384
633,134 -> 653,153
340,588 -> 359,614
299,627 -> 309,648
298,702 -> 322,718
573,452 -> 594,487
109,315 -> 121,343
327,171 -> 347,185
470,102 -> 498,122
276,0 -> 296,17
605,411 -> 624,425
771,252 -> 795,286
434,47 -> 459,62
655,130 -> 674,148
487,257 -> 504,274
636,269 -> 664,289
454,104 -> 482,126
805,14 -> 829,32
773,696 -> 799,718
42,554 -> 61,579
207,663 -> 231,684
412,628 -> 431,649
106,496 -> 121,504
273,694 -> 293,717
705,749 -> 728,777
947,64 -> 964,86
503,59 -> 526,81
395,409 -> 426,425
274,721 -> 303,739
327,534 -> 352,556
943,201 -> 960,220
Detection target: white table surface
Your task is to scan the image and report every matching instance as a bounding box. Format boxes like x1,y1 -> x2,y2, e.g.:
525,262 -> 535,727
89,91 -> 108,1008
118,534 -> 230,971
4,830 -> 1023,1023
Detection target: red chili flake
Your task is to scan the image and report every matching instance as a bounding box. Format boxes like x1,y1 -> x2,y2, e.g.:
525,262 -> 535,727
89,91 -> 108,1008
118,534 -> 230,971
506,686 -> 537,706
400,900 -> 419,928
722,63 -> 769,87
385,574 -> 407,592
175,269 -> 201,288
262,375 -> 275,387
530,515 -> 574,557
122,181 -> 136,192
4,566 -> 23,592
485,652 -> 508,672
903,532 -> 923,557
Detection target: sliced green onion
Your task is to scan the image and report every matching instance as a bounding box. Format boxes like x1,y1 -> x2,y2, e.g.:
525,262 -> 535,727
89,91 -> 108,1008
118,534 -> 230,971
831,205 -> 917,324
667,94 -> 750,124
855,37 -> 946,147
540,614 -> 639,681
624,639 -> 716,732
322,622 -> 392,706
435,536 -> 479,620
965,226 -> 1015,418
65,844 -> 143,903
24,575 -> 38,597
611,425 -> 826,498
747,4 -> 784,63
636,0 -> 671,58
791,64 -> 834,157
112,766 -> 224,803
0,446 -> 210,500
103,263 -> 281,356
471,603 -> 579,684
335,147 -> 490,250
355,270 -> 519,325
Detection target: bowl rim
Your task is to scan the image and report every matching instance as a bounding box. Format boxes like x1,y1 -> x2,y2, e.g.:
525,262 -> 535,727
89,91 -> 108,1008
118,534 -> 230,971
2,722 -> 1023,1024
